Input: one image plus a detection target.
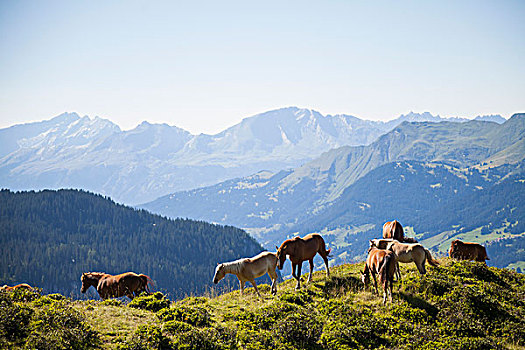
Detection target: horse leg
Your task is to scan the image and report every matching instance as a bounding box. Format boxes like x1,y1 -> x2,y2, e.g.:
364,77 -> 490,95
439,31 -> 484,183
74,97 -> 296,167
322,254 -> 330,278
308,259 -> 314,283
295,263 -> 302,290
396,261 -> 402,282
416,260 -> 426,275
371,271 -> 379,295
268,270 -> 278,295
239,280 -> 245,296
249,280 -> 261,298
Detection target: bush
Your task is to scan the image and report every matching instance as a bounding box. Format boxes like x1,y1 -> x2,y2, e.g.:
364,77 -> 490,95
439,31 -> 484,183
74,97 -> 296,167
129,292 -> 170,312
0,293 -> 33,342
320,305 -> 388,350
279,289 -> 314,306
101,298 -> 124,307
271,309 -> 323,350
163,320 -> 193,335
119,324 -> 171,350
25,301 -> 100,349
157,304 -> 211,327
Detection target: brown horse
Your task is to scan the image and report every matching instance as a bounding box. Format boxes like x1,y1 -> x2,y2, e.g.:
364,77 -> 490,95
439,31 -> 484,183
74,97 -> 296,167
0,283 -> 33,292
213,251 -> 278,297
382,220 -> 418,243
276,233 -> 331,290
361,246 -> 397,304
449,239 -> 490,263
80,272 -> 152,300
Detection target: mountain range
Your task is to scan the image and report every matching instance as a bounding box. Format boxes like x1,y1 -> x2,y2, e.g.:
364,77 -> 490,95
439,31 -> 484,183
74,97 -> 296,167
0,108 -> 504,205
141,114 -> 525,269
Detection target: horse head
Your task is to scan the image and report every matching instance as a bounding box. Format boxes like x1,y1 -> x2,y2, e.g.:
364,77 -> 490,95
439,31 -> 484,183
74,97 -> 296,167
213,264 -> 226,284
275,244 -> 288,270
80,272 -> 101,293
360,268 -> 370,286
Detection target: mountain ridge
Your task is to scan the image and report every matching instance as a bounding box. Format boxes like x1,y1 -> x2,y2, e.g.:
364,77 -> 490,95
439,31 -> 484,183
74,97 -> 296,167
1,107 -> 505,204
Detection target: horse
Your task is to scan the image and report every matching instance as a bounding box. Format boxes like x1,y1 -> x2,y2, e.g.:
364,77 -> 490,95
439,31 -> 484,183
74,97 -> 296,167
449,239 -> 489,263
370,239 -> 439,276
213,251 -> 278,297
276,233 -> 331,290
0,283 -> 33,292
382,220 -> 418,243
361,246 -> 397,304
80,272 -> 152,300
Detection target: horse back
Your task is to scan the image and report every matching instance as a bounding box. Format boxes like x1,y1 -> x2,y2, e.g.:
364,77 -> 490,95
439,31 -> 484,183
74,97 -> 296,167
383,220 -> 404,241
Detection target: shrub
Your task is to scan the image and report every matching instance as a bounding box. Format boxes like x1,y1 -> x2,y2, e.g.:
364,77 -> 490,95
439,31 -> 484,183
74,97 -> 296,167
25,301 -> 100,349
6,287 -> 42,302
320,305 -> 388,350
271,309 -> 323,350
0,293 -> 33,342
279,289 -> 314,306
101,298 -> 124,307
119,324 -> 171,350
163,320 -> 193,335
129,292 -> 170,312
157,305 -> 211,327
170,327 -> 222,350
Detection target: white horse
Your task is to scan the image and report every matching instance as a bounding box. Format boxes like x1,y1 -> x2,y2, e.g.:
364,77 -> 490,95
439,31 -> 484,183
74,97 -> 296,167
370,239 -> 439,278
213,251 -> 278,297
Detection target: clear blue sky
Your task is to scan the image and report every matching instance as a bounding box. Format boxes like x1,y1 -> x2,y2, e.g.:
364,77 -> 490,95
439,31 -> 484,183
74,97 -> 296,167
1,0 -> 524,134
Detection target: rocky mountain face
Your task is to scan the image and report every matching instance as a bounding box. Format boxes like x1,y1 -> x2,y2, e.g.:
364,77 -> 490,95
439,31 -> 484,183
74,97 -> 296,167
1,107 -> 495,204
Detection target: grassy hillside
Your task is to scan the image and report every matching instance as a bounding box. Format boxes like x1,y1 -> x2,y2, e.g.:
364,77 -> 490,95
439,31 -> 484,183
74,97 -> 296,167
2,260 -> 524,349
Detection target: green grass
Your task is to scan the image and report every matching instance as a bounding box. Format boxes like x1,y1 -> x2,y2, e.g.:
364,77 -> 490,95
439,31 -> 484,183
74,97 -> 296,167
2,260 -> 525,349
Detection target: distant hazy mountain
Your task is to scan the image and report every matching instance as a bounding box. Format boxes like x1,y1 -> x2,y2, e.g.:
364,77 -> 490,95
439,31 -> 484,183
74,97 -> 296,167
0,107 -> 505,204
142,114 -> 525,248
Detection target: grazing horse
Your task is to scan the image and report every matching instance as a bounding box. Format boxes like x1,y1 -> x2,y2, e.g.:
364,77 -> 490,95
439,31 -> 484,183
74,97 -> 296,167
370,239 -> 439,276
382,220 -> 418,243
276,233 -> 331,290
449,239 -> 489,263
0,283 -> 33,292
361,246 -> 397,304
80,272 -> 152,300
213,251 -> 278,297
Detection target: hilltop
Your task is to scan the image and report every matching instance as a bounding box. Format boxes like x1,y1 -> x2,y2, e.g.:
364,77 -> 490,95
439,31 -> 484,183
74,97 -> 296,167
1,259 -> 524,349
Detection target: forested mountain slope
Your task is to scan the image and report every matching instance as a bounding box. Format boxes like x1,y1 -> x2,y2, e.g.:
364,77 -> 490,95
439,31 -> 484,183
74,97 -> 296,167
0,189 -> 264,298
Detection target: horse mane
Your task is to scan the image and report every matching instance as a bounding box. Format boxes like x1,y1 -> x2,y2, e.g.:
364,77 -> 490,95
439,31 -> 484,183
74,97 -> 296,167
84,272 -> 107,279
222,259 -> 245,275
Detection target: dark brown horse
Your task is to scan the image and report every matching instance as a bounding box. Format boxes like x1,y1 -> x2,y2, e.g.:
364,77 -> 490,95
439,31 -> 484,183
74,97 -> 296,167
382,220 -> 417,243
0,283 -> 33,292
276,233 -> 331,289
361,246 -> 397,304
449,239 -> 490,263
80,272 -> 152,300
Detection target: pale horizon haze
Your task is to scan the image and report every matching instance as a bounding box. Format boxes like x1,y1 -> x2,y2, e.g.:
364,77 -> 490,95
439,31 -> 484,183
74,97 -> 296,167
1,0 -> 524,134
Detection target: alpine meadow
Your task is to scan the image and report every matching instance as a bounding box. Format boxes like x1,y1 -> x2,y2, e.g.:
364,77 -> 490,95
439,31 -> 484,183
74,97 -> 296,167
2,1 -> 525,349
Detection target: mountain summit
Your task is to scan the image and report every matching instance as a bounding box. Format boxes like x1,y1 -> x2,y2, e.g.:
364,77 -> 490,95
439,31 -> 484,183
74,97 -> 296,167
0,108 -> 505,204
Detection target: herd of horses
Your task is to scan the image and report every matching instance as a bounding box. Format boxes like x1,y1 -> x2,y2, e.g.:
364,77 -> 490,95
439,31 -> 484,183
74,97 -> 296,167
213,220 -> 490,305
2,220 -> 490,304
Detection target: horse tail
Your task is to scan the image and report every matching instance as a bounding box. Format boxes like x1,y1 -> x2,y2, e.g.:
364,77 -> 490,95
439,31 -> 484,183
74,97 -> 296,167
139,274 -> 154,293
318,236 -> 332,257
379,254 -> 394,290
424,249 -> 439,266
